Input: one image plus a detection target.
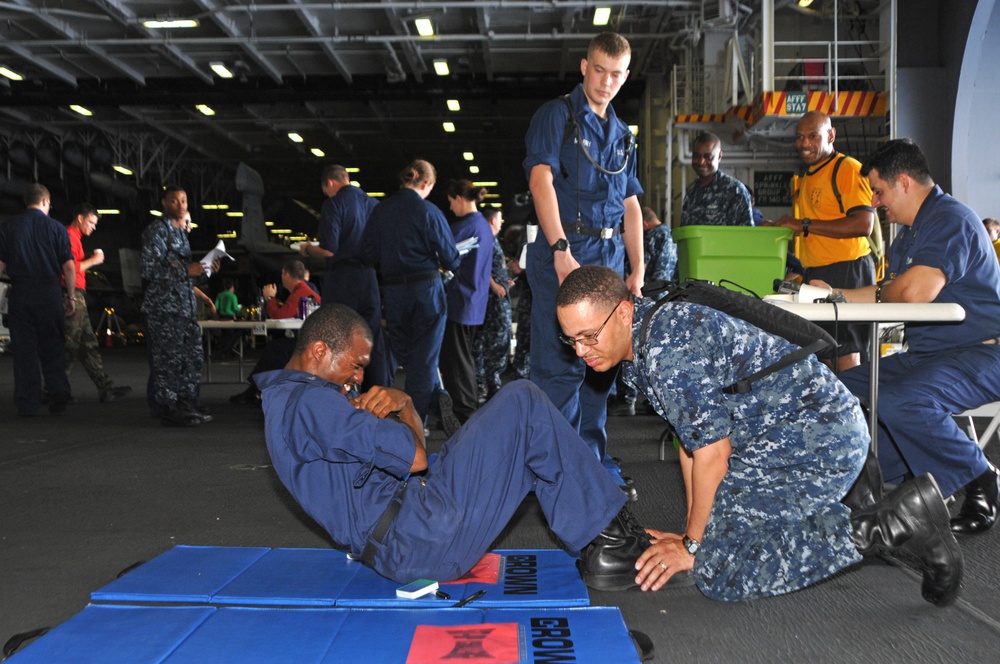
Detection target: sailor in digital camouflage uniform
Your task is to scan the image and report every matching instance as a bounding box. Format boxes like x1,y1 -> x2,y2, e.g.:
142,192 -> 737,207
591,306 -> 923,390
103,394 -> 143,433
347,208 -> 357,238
474,209 -> 512,400
557,265 -> 965,605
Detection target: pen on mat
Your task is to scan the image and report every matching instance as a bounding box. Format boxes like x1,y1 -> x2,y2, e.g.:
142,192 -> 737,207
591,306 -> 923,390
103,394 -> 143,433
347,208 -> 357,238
435,590 -> 450,600
451,589 -> 487,608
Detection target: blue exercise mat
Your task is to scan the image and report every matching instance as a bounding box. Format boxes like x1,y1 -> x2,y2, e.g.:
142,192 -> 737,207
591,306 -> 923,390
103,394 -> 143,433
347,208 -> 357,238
335,549 -> 590,608
212,548 -> 359,606
91,545 -> 270,604
162,607 -> 351,663
7,604 -> 214,664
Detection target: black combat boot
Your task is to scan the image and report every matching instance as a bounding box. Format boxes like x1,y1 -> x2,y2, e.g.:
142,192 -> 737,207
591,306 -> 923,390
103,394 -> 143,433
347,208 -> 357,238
851,474 -> 963,607
950,463 -> 1000,535
579,505 -> 653,591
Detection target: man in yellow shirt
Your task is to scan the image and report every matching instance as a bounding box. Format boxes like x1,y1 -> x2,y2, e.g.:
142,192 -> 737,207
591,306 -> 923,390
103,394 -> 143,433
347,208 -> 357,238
773,111 -> 876,371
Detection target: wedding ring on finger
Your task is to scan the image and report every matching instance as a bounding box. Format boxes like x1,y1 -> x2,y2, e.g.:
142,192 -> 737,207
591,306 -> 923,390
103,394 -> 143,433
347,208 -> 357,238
659,562 -> 667,570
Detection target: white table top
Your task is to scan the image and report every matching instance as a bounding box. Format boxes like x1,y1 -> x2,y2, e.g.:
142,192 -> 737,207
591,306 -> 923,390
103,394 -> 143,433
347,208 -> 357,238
198,318 -> 303,329
765,300 -> 967,324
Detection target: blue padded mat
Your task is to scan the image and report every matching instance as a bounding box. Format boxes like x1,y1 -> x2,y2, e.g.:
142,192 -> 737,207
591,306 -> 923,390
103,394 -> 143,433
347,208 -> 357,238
91,546 -> 588,609
91,545 -> 270,604
212,548 -> 359,606
335,549 -> 589,608
162,607 -> 351,663
8,604 -> 214,664
484,607 -> 640,664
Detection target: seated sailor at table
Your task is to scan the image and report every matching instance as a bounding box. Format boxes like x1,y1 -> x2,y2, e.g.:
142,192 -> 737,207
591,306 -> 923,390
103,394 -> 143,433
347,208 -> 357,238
812,139 -> 1000,537
556,265 -> 962,606
229,260 -> 321,405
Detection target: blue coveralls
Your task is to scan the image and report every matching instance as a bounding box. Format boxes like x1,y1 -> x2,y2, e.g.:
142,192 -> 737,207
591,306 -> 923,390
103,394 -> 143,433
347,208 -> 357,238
140,218 -> 203,408
523,83 -> 643,462
624,299 -> 867,601
256,374 -> 627,583
318,185 -> 392,391
360,188 -> 460,420
0,208 -> 73,414
440,211 -> 493,421
838,186 -> 1000,498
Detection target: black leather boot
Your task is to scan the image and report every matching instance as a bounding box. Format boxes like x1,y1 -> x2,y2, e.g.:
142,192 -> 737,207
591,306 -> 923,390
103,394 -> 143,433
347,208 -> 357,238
578,506 -> 651,591
842,445 -> 885,512
162,403 -> 201,427
851,474 -> 963,607
950,463 -> 1000,535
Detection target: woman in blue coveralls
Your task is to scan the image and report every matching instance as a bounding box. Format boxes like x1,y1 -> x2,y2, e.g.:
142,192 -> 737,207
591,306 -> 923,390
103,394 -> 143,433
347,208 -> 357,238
360,159 -> 461,424
439,180 -> 494,422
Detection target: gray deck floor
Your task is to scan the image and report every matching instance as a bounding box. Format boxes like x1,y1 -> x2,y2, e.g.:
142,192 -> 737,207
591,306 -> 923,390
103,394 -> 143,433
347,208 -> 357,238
2,347 -> 999,662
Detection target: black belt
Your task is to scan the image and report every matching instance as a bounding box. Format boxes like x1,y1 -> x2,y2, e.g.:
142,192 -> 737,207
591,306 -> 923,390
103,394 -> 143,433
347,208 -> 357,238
358,483 -> 407,566
10,280 -> 60,287
563,223 -> 621,239
383,271 -> 439,287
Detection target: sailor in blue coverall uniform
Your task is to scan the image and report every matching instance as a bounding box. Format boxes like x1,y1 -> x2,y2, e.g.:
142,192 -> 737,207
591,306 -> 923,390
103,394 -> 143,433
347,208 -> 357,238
523,32 -> 645,463
822,139 -> 1000,537
556,265 -> 964,605
302,164 -> 391,391
360,160 -> 460,422
0,183 -> 76,416
256,304 -> 650,588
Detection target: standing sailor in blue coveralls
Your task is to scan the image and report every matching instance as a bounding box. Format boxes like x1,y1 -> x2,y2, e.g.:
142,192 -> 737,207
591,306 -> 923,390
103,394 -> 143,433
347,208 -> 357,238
556,266 -> 963,606
523,32 -> 644,466
361,159 -> 461,433
301,164 -> 391,391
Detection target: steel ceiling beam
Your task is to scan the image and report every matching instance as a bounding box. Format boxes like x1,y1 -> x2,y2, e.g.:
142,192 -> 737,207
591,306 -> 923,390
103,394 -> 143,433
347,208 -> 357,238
194,0 -> 285,84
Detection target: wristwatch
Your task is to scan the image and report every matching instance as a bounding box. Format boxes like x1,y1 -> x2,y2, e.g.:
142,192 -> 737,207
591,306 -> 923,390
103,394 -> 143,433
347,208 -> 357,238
551,238 -> 569,252
875,282 -> 884,303
682,535 -> 701,556
801,217 -> 812,237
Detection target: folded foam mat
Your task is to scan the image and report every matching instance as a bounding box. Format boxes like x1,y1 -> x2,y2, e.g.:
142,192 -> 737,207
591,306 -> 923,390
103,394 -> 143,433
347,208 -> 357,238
91,545 -> 270,604
8,604 -> 215,663
162,607 -> 351,663
336,549 -> 590,608
211,548 -> 359,606
320,607 -> 639,663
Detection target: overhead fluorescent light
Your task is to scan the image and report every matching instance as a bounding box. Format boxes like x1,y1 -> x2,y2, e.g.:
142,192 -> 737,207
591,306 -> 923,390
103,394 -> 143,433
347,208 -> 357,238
346,167 -> 360,173
350,180 -> 361,187
310,148 -> 325,157
226,211 -> 244,217
469,165 -> 480,174
414,18 -> 434,37
797,0 -> 814,6
269,228 -> 292,234
264,221 -> 274,226
188,222 -> 199,229
368,192 -> 386,198
593,7 -> 612,26
143,19 -> 199,29
0,66 -> 23,81
433,59 -> 450,76
484,193 -> 500,199
112,165 -> 133,176
196,104 -> 215,116
217,231 -> 238,239
202,204 -> 229,210
446,99 -> 461,112
97,209 -> 120,215
210,62 -> 233,79
442,122 -> 456,133
287,132 -> 304,143
150,210 -> 163,217
473,181 -> 498,187
69,105 -> 93,117
462,152 -> 474,161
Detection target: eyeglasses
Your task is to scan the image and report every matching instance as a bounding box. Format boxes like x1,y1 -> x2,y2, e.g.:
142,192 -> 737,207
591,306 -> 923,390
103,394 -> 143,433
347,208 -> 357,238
559,302 -> 621,347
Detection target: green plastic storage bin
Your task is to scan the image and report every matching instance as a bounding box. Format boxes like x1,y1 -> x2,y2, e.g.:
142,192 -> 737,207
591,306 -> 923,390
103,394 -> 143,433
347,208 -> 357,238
672,225 -> 792,296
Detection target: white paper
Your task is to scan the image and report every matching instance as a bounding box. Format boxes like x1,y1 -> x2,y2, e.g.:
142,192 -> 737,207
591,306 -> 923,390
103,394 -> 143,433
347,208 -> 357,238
456,236 -> 479,256
289,241 -> 318,252
201,239 -> 235,277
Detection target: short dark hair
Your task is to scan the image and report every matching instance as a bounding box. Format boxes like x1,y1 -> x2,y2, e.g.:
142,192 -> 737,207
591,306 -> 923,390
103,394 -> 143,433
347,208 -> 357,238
74,203 -> 99,220
322,164 -> 349,183
162,185 -> 184,197
861,138 -> 934,186
282,259 -> 307,281
641,206 -> 659,223
295,303 -> 372,355
24,183 -> 50,207
693,132 -> 720,149
588,32 -> 631,60
222,278 -> 235,290
483,208 -> 501,223
557,265 -> 631,311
